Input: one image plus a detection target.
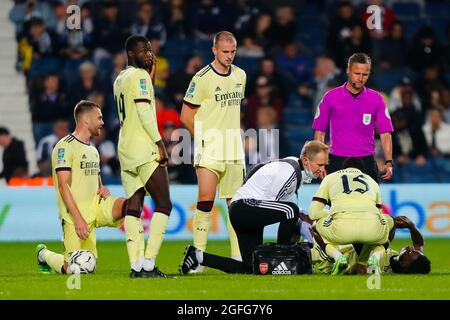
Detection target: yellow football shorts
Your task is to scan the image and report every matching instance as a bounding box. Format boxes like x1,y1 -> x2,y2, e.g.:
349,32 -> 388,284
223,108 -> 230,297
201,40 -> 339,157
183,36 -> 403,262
195,156 -> 245,199
316,212 -> 394,246
62,195 -> 123,262
120,160 -> 160,198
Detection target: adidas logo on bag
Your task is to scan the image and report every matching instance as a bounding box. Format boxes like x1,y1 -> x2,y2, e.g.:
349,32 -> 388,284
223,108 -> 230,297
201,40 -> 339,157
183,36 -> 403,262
272,262 -> 291,275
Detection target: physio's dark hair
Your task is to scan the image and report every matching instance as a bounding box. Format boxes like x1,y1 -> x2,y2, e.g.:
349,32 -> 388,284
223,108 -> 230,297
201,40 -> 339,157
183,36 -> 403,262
342,157 -> 366,173
125,35 -> 149,52
347,52 -> 372,68
74,100 -> 100,123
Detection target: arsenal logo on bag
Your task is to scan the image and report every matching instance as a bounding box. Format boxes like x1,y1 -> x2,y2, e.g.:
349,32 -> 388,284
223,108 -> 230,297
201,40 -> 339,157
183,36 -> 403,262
259,262 -> 268,275
252,243 -> 313,275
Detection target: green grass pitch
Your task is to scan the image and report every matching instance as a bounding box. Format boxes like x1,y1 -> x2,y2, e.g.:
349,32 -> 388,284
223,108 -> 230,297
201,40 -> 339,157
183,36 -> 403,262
1,239 -> 450,300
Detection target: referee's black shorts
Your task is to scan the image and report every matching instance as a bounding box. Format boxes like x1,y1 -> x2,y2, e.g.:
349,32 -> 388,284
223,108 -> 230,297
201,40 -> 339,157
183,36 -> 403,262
328,154 -> 379,182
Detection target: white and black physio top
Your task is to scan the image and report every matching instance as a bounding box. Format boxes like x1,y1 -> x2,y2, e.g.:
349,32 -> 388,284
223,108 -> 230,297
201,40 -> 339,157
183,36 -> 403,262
232,157 -> 311,204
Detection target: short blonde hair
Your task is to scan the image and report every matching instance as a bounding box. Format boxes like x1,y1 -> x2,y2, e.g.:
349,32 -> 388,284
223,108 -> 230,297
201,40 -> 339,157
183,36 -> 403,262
300,140 -> 329,160
213,31 -> 236,48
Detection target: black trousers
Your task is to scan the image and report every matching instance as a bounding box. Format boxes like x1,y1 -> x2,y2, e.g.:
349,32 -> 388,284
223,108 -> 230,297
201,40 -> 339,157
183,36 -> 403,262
328,154 -> 379,182
202,199 -> 299,274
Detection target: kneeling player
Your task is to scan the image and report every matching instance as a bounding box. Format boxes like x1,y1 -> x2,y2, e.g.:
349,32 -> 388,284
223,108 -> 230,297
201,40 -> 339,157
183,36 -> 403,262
310,215 -> 431,275
309,157 -> 392,275
36,100 -> 127,274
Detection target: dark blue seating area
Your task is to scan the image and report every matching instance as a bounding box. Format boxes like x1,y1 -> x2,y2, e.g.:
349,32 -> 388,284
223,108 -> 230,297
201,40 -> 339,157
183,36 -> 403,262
15,0 -> 450,184
392,2 -> 421,19
393,157 -> 450,183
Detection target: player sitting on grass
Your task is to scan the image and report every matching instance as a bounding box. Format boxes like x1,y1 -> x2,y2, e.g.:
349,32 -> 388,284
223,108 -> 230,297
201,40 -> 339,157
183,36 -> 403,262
36,100 -> 127,274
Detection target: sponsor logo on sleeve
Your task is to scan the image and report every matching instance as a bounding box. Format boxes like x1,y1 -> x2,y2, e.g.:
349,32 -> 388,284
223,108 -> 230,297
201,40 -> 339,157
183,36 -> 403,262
187,81 -> 196,94
58,148 -> 65,159
140,78 -> 147,90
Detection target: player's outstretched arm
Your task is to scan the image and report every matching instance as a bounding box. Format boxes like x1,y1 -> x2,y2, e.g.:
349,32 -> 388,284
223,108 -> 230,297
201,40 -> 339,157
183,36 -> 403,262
57,170 -> 89,240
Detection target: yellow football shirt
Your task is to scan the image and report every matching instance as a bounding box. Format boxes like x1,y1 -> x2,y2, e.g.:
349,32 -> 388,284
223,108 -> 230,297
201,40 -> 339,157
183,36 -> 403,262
113,66 -> 159,170
313,168 -> 382,217
52,134 -> 100,224
380,248 -> 399,273
183,64 -> 246,161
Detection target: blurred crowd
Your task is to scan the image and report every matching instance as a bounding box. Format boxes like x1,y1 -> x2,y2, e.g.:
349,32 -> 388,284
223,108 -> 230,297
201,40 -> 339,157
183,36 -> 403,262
2,0 -> 450,184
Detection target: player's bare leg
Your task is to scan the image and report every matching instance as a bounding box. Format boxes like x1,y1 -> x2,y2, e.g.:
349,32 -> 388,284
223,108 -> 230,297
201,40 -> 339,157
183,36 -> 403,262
142,165 -> 173,278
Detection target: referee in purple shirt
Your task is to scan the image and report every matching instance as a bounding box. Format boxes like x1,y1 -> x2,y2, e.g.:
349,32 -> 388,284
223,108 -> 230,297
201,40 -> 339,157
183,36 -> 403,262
312,53 -> 394,182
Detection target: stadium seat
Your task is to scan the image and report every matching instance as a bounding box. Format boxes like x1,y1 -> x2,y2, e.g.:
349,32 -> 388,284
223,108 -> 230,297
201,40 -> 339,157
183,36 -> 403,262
234,57 -> 260,74
373,69 -> 404,93
285,125 -> 314,143
425,2 -> 450,19
401,161 -> 439,183
195,39 -> 214,61
400,19 -> 424,40
431,156 -> 450,182
392,2 -> 421,19
63,58 -> 90,87
29,57 -> 63,78
297,2 -> 321,17
163,39 -> 194,72
424,20 -> 449,43
283,108 -> 313,127
163,38 -> 194,57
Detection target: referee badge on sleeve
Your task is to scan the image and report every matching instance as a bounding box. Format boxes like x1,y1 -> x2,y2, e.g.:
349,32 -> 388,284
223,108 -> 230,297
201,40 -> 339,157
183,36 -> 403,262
363,113 -> 372,125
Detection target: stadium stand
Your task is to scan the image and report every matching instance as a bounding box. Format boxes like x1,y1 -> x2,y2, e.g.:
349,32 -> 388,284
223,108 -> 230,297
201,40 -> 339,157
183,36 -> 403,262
2,0 -> 450,184
0,0 -> 37,177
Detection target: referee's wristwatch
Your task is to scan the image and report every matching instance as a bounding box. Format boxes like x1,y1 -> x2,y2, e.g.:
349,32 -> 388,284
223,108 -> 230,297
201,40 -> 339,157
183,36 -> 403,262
385,160 -> 394,167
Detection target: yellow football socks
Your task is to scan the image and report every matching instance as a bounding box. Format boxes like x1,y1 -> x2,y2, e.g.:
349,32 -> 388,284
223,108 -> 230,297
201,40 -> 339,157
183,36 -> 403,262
193,209 -> 210,251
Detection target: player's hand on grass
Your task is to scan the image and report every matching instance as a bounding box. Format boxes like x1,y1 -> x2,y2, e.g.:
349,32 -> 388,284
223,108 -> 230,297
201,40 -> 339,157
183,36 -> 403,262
97,186 -> 110,199
74,216 -> 89,240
